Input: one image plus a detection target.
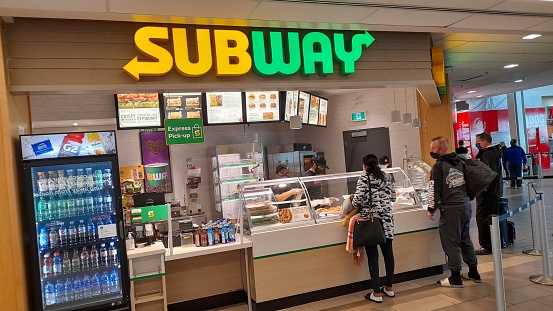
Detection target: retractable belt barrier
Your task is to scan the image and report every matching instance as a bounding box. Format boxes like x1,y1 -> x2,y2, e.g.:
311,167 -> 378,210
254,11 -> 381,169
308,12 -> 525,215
490,183 -> 553,311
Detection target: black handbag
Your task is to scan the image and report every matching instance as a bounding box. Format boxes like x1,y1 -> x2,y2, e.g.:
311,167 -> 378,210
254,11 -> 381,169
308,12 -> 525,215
352,177 -> 386,247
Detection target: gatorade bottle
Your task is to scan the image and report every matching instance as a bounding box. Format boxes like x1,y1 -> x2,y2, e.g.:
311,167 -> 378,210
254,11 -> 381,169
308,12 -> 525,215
207,227 -> 214,246
52,251 -> 63,276
229,222 -> 236,242
39,227 -> 49,250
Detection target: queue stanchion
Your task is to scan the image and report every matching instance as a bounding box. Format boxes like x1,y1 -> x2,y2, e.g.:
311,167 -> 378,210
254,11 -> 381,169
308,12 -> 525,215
523,182 -> 543,256
491,214 -> 507,311
529,191 -> 553,285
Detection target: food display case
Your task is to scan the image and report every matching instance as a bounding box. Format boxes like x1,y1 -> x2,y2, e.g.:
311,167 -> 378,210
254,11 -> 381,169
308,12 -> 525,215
239,168 -> 444,308
210,143 -> 264,220
403,157 -> 432,209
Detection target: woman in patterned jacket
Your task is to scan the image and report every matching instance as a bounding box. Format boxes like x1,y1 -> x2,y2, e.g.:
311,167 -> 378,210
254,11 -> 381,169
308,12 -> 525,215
352,154 -> 396,303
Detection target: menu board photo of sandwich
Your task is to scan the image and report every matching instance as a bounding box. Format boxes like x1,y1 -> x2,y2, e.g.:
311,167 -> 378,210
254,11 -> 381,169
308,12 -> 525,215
205,92 -> 244,125
298,92 -> 311,124
318,98 -> 328,126
245,91 -> 280,122
308,95 -> 320,125
116,93 -> 163,129
284,91 -> 299,121
163,93 -> 202,120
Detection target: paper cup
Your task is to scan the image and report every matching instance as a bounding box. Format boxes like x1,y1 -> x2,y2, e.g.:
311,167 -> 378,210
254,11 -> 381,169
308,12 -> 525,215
145,163 -> 168,187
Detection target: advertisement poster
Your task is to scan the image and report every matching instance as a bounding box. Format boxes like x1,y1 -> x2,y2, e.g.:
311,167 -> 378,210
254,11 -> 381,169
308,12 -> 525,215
308,95 -> 320,125
318,98 -> 328,126
454,111 -> 472,155
165,118 -> 205,145
525,107 -> 549,169
245,91 -> 280,122
298,91 -> 311,124
284,91 -> 299,121
116,93 -> 162,129
205,92 -> 244,124
163,92 -> 202,120
140,131 -> 172,193
467,110 -> 509,155
21,131 -> 117,160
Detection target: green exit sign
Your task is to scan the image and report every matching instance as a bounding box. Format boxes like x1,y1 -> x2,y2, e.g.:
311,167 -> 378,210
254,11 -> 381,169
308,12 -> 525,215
351,112 -> 366,121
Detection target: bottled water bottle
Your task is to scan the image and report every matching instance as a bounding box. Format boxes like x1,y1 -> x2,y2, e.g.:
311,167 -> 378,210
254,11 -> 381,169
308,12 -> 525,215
100,271 -> 110,294
64,277 -> 74,301
95,196 -> 104,213
42,253 -> 52,278
55,279 -> 66,303
44,280 -> 55,305
109,269 -> 120,293
82,274 -> 92,299
91,273 -> 101,296
52,251 -> 63,276
73,276 -> 83,300
108,242 -> 118,267
49,226 -> 59,248
85,196 -> 95,214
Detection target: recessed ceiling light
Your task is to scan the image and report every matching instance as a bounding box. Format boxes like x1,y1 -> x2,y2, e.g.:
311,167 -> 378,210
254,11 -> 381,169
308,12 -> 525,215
514,79 -> 523,83
504,64 -> 519,69
523,34 -> 541,40
73,123 -> 78,126
476,95 -> 483,98
468,91 -> 476,93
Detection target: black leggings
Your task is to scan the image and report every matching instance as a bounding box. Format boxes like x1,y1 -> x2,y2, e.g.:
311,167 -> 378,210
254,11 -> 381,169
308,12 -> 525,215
365,238 -> 395,293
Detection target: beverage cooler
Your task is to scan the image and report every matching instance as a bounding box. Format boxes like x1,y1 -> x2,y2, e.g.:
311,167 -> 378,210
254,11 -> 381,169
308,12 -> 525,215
20,131 -> 130,311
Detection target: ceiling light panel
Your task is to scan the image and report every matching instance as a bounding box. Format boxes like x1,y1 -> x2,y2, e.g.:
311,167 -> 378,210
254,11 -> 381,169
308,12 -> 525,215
523,34 -> 542,40
504,64 -> 519,68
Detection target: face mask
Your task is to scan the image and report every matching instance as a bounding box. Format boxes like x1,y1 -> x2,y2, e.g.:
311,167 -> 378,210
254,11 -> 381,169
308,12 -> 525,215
315,167 -> 324,174
430,152 -> 440,159
475,143 -> 482,149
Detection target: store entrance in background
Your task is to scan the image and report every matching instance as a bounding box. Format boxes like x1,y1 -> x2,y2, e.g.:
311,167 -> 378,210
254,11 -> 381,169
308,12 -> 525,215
343,127 -> 391,193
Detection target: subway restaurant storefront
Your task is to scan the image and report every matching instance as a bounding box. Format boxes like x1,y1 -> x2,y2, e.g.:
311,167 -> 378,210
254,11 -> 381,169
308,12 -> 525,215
0,17 -> 453,310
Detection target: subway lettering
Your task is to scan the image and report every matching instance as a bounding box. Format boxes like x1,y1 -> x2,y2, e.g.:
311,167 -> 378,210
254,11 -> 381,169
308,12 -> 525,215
123,26 -> 375,81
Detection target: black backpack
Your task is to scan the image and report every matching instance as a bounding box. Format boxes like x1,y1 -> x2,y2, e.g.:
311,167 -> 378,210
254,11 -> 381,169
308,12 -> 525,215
461,158 -> 498,200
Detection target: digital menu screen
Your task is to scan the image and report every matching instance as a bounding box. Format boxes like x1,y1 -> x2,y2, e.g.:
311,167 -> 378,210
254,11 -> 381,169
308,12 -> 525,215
163,92 -> 202,120
284,91 -> 299,121
204,92 -> 244,125
245,91 -> 280,123
298,91 -> 311,124
115,93 -> 163,129
308,95 -> 320,125
318,98 -> 328,126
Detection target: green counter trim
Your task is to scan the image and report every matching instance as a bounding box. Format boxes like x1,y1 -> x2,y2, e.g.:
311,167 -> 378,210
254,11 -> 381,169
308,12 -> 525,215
131,273 -> 165,282
253,227 -> 438,260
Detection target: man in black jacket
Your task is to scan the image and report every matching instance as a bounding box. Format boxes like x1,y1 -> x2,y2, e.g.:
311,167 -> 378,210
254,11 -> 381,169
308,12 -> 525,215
474,132 -> 504,255
428,136 -> 480,287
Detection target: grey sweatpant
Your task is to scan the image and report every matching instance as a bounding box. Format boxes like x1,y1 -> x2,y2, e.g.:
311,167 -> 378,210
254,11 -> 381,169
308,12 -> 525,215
439,203 -> 478,273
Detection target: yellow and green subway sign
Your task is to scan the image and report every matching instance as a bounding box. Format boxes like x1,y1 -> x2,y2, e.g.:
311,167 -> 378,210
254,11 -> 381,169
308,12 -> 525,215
123,26 -> 375,81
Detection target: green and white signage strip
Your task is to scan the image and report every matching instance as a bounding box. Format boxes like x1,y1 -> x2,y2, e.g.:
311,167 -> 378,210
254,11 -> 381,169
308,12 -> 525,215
131,204 -> 169,223
165,118 -> 204,145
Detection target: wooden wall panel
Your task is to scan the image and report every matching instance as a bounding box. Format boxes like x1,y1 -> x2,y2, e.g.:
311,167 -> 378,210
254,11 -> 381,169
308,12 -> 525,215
418,83 -> 454,166
5,18 -> 434,94
0,22 -> 30,311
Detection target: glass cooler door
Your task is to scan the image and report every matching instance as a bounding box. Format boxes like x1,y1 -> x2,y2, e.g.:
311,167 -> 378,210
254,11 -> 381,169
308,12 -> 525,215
31,161 -> 124,310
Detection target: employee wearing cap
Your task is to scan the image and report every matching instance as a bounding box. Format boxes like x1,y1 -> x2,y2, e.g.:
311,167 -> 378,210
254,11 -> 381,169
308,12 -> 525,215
272,164 -> 303,203
304,156 -> 329,200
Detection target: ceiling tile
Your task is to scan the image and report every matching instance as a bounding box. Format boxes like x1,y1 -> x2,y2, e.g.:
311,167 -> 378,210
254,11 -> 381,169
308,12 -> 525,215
250,2 -> 376,23
360,8 -> 471,27
390,0 -> 504,10
489,0 -> 553,14
448,15 -> 550,30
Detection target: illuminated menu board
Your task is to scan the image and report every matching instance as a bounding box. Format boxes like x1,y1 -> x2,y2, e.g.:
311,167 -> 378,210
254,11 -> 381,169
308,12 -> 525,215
308,95 -> 320,125
298,91 -> 311,124
245,91 -> 280,122
204,92 -> 244,125
284,91 -> 299,121
163,93 -> 202,120
115,93 -> 163,129
318,98 -> 328,126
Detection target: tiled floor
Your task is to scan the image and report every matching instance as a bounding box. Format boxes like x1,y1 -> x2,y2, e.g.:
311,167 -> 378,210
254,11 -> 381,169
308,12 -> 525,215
212,180 -> 553,311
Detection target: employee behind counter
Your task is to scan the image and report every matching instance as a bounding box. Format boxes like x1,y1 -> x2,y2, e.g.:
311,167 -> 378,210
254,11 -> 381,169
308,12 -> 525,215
303,156 -> 329,201
272,164 -> 304,205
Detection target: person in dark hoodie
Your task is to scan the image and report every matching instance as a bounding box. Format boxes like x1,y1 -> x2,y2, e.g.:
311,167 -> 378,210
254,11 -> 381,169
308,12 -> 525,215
428,136 -> 480,288
474,132 -> 504,255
